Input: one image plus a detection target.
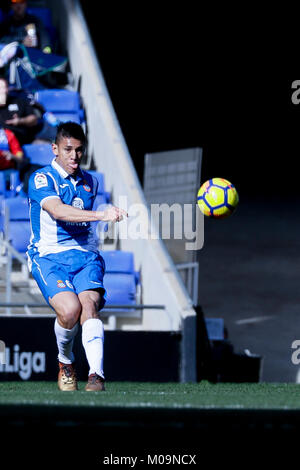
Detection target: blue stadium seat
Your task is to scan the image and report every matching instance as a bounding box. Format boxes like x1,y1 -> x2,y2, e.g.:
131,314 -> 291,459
101,251 -> 140,306
101,250 -> 135,274
8,170 -> 21,197
35,89 -> 81,113
5,197 -> 29,222
0,173 -> 5,197
35,89 -> 85,124
53,113 -> 81,124
26,7 -> 54,31
0,195 -> 4,231
0,8 -> 8,23
3,197 -> 31,254
88,171 -> 105,194
93,194 -> 107,209
23,143 -> 53,166
0,170 -> 21,198
103,273 -> 136,305
89,170 -> 111,202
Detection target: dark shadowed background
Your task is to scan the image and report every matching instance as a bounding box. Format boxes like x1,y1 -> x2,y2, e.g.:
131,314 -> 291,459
80,4 -> 298,196
80,4 -> 300,382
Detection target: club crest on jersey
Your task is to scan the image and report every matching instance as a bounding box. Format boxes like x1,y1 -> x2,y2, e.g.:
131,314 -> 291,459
72,197 -> 84,209
34,173 -> 48,189
83,180 -> 91,192
57,280 -> 66,288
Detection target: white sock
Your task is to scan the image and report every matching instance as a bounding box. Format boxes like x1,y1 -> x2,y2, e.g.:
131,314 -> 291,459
54,319 -> 78,364
82,318 -> 105,378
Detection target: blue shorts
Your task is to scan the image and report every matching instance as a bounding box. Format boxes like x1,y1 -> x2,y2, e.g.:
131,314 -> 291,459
30,249 -> 106,310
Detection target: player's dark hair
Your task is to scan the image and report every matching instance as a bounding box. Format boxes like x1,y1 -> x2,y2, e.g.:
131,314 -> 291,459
55,121 -> 86,145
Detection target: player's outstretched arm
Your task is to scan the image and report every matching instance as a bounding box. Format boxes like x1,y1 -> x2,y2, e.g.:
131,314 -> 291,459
43,198 -> 128,223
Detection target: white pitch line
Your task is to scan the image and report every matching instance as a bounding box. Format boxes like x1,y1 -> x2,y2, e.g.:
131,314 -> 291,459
235,316 -> 274,325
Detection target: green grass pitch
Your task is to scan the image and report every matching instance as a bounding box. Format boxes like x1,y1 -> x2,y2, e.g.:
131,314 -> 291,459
1,381 -> 300,409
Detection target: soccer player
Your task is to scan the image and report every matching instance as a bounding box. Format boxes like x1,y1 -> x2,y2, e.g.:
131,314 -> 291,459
27,122 -> 127,391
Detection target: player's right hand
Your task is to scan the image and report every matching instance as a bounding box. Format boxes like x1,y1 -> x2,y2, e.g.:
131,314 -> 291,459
101,206 -> 128,223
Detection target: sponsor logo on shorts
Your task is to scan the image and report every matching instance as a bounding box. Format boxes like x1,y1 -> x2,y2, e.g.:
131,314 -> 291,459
65,280 -> 74,289
57,280 -> 66,288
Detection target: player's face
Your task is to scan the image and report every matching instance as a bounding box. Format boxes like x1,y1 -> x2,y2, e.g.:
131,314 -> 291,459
52,137 -> 85,176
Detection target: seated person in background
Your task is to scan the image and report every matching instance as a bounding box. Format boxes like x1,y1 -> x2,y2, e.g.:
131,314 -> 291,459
8,86 -> 57,144
0,0 -> 52,53
0,126 -> 24,187
0,76 -> 39,145
0,124 -> 41,195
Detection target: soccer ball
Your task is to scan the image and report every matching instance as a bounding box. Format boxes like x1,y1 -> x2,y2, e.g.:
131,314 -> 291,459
197,178 -> 239,218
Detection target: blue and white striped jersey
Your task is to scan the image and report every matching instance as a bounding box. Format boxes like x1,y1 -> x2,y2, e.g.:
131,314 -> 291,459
27,158 -> 99,265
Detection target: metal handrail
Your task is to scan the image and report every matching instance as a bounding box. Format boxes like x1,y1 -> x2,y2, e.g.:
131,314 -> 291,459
0,303 -> 165,309
0,303 -> 166,327
0,239 -> 27,265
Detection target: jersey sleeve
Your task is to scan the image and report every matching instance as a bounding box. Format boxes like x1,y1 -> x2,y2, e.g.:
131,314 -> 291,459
28,171 -> 60,207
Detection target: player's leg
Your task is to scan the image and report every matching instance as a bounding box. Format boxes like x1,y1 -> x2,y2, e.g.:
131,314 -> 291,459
79,289 -> 105,391
30,255 -> 82,390
71,250 -> 106,390
50,291 -> 81,363
49,291 -> 82,391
